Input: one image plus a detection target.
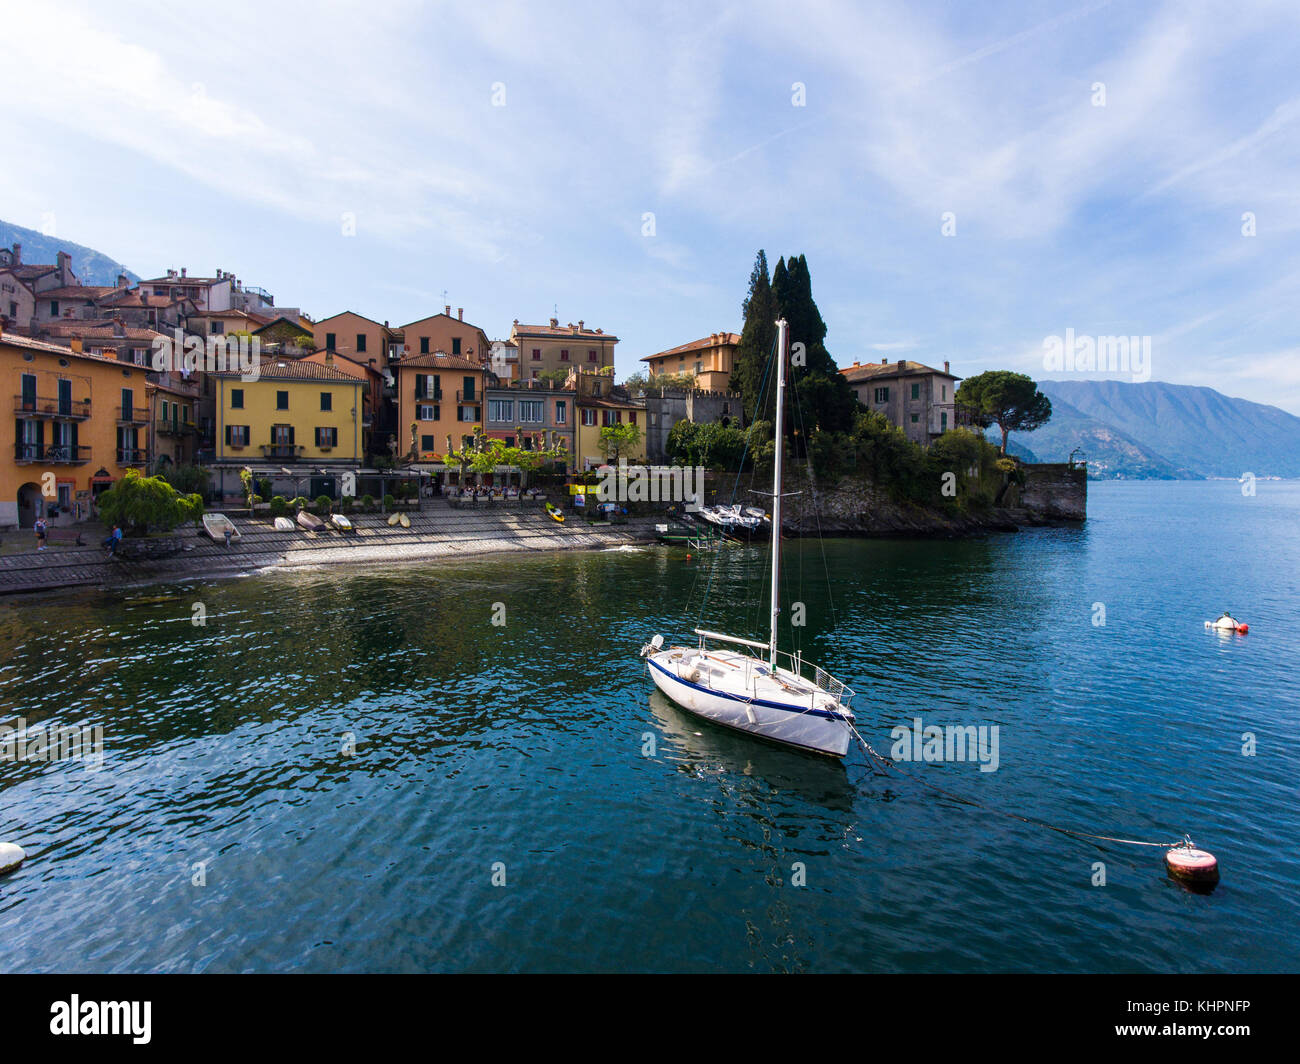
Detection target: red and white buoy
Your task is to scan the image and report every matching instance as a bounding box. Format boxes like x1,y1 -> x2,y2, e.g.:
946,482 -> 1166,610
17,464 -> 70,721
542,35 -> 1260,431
1165,843 -> 1219,888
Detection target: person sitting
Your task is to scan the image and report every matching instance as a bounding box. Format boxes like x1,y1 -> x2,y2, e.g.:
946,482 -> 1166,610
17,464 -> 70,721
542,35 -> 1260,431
102,525 -> 123,555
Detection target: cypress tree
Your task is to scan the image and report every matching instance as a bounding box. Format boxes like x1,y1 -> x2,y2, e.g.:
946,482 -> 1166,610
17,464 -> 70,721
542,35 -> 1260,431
774,253 -> 857,436
730,250 -> 777,422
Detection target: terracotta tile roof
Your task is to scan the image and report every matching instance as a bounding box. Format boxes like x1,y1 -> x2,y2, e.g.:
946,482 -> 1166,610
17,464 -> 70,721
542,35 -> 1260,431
511,321 -> 618,342
641,332 -> 740,362
2,264 -> 57,282
40,285 -> 116,300
840,359 -> 959,382
39,322 -> 165,343
395,352 -> 484,371
0,331 -> 138,366
211,357 -> 359,382
96,289 -> 180,309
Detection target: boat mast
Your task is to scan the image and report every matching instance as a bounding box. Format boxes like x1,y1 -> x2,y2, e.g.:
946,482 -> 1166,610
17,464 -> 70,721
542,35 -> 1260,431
769,319 -> 787,667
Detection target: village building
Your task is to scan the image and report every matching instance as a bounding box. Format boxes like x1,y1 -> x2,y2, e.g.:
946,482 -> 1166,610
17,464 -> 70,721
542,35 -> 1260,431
508,318 -> 617,380
840,358 -> 961,446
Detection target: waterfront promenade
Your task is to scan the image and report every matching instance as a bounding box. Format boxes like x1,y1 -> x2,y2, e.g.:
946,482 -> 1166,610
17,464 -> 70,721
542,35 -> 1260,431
0,503 -> 660,595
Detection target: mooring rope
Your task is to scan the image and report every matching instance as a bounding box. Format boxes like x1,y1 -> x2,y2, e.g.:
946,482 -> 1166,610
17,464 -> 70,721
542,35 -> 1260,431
844,720 -> 1192,851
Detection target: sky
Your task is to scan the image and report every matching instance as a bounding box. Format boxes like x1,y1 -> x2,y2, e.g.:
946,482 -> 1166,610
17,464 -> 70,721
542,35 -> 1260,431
3,0 -> 1299,411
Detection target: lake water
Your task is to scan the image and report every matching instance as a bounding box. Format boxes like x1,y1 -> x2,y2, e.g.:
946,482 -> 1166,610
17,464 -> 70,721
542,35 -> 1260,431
1,481 -> 1297,972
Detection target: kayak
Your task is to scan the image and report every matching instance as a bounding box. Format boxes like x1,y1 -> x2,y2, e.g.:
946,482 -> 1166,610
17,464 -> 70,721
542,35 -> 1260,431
545,503 -> 565,523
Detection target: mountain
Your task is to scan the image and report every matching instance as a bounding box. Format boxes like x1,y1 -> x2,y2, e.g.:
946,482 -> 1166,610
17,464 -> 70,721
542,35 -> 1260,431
1004,380 -> 1300,479
0,219 -> 138,287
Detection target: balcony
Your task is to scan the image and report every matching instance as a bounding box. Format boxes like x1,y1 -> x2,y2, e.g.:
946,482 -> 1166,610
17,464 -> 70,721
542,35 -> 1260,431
15,395 -> 91,420
116,448 -> 148,467
260,444 -> 305,459
456,389 -> 478,403
116,406 -> 149,425
414,390 -> 444,403
14,443 -> 91,465
157,420 -> 196,437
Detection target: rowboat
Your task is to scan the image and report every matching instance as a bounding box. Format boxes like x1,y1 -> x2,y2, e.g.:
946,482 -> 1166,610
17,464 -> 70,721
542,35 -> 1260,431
296,510 -> 327,532
273,517 -> 294,532
202,513 -> 241,543
329,514 -> 354,532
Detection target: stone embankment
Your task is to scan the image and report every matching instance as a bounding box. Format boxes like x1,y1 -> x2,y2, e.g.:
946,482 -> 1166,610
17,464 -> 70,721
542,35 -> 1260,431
0,502 -> 660,596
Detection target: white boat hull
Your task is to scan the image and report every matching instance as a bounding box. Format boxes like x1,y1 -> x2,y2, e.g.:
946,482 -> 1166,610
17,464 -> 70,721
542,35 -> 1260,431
646,652 -> 852,758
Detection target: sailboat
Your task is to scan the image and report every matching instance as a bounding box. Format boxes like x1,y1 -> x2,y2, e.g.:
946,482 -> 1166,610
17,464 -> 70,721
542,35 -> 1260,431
641,319 -> 857,758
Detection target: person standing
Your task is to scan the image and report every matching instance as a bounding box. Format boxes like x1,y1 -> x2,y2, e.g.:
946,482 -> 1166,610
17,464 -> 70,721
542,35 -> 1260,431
34,515 -> 47,552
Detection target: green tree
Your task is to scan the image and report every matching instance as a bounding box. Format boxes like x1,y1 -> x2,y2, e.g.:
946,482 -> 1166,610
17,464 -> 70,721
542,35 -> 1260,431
98,469 -> 203,535
955,371 -> 1053,454
730,250 -> 778,422
599,422 -> 642,462
774,253 -> 857,437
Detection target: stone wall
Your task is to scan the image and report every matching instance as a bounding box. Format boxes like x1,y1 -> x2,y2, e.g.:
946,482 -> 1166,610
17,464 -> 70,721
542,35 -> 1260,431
1016,462 -> 1087,520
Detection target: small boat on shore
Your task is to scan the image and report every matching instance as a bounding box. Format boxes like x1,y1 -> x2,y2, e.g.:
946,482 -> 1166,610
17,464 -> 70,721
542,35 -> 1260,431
399,512 -> 410,528
202,513 -> 241,543
545,503 -> 565,523
329,514 -> 354,532
296,510 -> 327,532
273,517 -> 294,532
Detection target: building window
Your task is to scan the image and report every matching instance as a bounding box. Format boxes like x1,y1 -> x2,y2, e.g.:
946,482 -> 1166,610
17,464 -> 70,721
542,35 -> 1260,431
321,392 -> 332,411
421,434 -> 436,452
588,350 -> 598,361
581,408 -> 597,427
532,348 -> 541,360
277,391 -> 289,410
50,301 -> 58,316
911,382 -> 920,400
421,337 -> 430,354
315,427 -> 338,448
874,387 -> 889,404
462,376 -> 476,401
458,405 -> 480,422
226,425 -> 250,447
211,320 -> 224,335
560,349 -> 569,361
555,400 -> 567,424
417,404 -> 439,421
325,332 -> 336,350
942,384 -> 947,400
601,410 -> 617,427
941,412 -> 948,431
452,337 -> 461,355
231,388 -> 244,409
629,411 -> 637,426
489,399 -> 514,422
356,333 -> 366,353
910,413 -> 919,423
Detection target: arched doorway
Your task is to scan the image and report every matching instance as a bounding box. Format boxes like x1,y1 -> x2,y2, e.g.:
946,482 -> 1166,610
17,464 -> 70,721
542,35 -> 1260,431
17,483 -> 41,528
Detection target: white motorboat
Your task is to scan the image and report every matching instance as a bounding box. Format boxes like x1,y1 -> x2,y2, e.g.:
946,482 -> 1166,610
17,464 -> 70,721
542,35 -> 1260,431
642,319 -> 856,758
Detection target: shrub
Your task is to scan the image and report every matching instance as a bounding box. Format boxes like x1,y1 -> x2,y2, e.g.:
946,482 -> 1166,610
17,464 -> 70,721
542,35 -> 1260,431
291,496 -> 309,511
98,469 -> 194,535
314,494 -> 332,514
360,494 -> 375,512
383,493 -> 396,510
339,495 -> 355,514
161,464 -> 211,498
268,495 -> 289,517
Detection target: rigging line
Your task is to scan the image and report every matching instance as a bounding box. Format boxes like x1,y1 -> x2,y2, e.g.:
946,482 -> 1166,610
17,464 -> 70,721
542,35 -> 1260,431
846,722 -> 1189,851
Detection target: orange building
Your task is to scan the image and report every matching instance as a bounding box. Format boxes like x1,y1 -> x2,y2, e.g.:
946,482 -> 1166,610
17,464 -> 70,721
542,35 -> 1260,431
1,328 -> 154,529
394,352 -> 485,460
399,308 -> 490,364
314,311 -> 403,366
640,332 -> 739,391
508,317 -> 617,379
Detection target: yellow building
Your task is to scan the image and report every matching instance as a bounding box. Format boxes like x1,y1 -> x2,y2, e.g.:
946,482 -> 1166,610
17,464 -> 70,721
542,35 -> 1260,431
1,328 -> 153,528
509,318 -> 618,380
210,357 -> 362,497
572,368 -> 646,469
640,331 -> 739,391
